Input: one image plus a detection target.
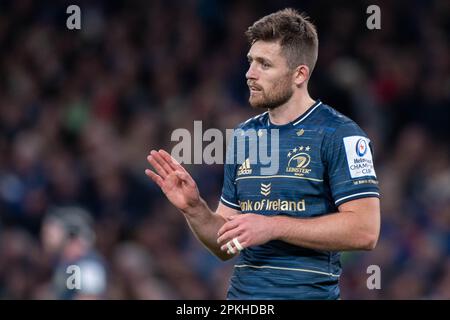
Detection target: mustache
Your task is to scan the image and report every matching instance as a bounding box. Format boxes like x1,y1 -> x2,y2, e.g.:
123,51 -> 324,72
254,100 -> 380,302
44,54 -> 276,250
247,81 -> 263,90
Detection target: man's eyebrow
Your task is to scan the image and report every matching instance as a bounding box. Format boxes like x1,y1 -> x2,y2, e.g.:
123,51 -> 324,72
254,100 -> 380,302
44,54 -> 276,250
247,55 -> 272,64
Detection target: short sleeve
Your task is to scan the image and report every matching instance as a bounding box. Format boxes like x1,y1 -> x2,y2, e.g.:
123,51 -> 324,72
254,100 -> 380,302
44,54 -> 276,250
220,138 -> 240,210
322,123 -> 380,207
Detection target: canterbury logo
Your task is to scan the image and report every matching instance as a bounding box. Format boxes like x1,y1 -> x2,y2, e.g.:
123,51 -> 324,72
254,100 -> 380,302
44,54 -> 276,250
237,158 -> 252,176
260,183 -> 271,196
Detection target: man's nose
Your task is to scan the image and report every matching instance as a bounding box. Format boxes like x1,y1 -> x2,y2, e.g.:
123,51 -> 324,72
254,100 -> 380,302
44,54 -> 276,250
246,63 -> 258,80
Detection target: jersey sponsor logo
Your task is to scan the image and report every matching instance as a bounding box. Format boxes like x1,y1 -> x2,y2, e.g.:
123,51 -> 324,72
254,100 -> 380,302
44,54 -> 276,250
237,158 -> 252,176
343,136 -> 377,178
286,146 -> 312,176
239,198 -> 306,212
260,183 -> 271,196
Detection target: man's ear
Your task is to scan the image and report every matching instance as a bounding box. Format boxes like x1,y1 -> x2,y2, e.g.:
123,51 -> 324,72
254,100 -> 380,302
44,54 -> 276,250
293,65 -> 310,86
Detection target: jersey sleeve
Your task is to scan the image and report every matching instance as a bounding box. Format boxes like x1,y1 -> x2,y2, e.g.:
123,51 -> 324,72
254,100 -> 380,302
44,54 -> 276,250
220,137 -> 240,210
322,122 -> 380,207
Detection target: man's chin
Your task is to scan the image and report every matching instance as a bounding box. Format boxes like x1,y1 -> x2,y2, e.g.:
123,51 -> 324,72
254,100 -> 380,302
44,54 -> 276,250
249,97 -> 267,109
249,103 -> 266,109
249,99 -> 279,110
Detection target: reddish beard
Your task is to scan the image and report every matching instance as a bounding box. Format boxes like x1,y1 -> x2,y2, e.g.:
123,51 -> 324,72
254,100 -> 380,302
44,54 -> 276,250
249,76 -> 293,110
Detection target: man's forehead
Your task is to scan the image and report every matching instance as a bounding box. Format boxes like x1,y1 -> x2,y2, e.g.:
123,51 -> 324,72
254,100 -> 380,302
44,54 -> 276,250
247,40 -> 282,59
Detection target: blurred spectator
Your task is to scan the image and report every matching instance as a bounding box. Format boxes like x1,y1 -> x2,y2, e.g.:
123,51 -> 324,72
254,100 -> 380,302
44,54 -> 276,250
40,206 -> 107,299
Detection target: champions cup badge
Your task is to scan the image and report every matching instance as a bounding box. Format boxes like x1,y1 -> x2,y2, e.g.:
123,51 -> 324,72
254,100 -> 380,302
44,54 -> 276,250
356,138 -> 368,157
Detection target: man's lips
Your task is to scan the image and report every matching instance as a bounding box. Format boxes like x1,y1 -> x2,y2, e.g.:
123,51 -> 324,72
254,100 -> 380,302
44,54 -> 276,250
247,83 -> 262,91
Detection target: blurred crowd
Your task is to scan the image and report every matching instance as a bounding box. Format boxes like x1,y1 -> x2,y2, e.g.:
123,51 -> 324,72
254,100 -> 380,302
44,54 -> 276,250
0,0 -> 449,299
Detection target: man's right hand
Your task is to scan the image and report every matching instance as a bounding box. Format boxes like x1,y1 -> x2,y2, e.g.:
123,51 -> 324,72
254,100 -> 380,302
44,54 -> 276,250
145,149 -> 201,215
145,149 -> 241,260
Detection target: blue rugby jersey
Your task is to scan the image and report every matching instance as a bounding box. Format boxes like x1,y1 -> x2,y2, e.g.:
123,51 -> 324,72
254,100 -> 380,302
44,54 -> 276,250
220,100 -> 380,299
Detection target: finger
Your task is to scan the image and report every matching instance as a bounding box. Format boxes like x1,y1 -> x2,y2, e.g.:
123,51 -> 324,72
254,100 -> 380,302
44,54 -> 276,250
147,153 -> 169,179
217,227 -> 240,247
160,151 -> 197,188
217,218 -> 240,238
159,149 -> 187,173
224,239 -> 249,252
225,241 -> 236,254
220,234 -> 238,251
233,237 -> 244,251
145,169 -> 163,188
151,150 -> 175,176
221,240 -> 234,253
174,170 -> 196,188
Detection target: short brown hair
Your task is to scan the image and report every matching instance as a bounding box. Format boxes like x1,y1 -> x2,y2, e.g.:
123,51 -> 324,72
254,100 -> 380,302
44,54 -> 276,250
246,8 -> 319,73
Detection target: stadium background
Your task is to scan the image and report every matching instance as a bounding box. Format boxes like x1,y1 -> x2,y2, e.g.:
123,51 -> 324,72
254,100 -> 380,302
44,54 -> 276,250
0,0 -> 449,299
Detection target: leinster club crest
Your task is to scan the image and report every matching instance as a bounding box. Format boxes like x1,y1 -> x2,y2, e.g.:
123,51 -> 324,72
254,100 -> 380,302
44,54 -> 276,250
286,146 -> 312,177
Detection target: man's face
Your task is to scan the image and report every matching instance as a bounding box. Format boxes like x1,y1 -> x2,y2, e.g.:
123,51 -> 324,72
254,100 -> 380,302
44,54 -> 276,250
246,41 -> 294,109
41,219 -> 66,255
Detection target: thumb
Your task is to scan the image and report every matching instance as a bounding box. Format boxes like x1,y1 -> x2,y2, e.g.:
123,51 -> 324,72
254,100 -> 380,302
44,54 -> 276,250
227,215 -> 238,221
175,170 -> 197,188
174,171 -> 195,187
174,170 -> 186,180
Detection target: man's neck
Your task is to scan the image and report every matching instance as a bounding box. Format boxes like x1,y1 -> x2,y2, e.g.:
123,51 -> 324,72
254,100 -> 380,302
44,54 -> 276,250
268,92 -> 316,126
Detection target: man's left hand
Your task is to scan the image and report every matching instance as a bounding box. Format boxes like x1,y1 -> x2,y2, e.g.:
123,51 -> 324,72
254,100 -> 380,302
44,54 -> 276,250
217,214 -> 275,254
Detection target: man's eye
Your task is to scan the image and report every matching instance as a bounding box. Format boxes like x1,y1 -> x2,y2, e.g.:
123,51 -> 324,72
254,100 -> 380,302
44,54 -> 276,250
262,63 -> 270,69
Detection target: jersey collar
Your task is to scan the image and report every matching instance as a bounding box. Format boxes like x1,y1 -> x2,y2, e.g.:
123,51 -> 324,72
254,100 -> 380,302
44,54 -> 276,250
267,100 -> 322,128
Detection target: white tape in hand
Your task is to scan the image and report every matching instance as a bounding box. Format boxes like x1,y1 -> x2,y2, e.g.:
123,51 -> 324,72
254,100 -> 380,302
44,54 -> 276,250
233,237 -> 244,251
226,241 -> 236,254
